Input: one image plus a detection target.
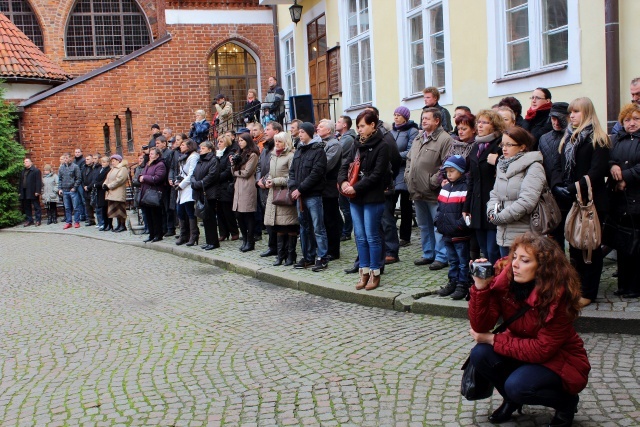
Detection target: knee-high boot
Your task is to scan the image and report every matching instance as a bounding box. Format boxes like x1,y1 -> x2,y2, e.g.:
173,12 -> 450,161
273,234 -> 286,266
186,218 -> 200,246
285,234 -> 297,266
176,219 -> 189,245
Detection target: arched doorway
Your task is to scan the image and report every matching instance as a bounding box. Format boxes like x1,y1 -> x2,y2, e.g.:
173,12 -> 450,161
208,42 -> 258,128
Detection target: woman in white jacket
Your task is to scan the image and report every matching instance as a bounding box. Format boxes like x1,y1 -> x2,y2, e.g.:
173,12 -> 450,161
487,126 -> 546,256
175,138 -> 200,246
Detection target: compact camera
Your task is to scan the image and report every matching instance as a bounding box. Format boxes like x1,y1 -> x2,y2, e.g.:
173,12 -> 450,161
470,261 -> 494,279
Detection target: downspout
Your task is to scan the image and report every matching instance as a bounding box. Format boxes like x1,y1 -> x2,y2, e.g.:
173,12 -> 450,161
272,5 -> 282,84
605,0 -> 620,133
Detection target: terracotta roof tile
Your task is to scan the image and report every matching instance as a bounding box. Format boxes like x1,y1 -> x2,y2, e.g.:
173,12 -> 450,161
0,13 -> 69,82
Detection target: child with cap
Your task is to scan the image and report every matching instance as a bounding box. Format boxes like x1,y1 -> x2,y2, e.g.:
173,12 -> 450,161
435,155 -> 473,300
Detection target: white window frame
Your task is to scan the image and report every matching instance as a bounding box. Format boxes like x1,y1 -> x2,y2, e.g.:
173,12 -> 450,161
396,0 -> 452,111
280,28 -> 297,99
339,0 -> 375,110
487,0 -> 580,97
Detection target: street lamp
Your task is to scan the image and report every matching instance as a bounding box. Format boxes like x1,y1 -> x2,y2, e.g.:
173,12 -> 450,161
289,0 -> 303,24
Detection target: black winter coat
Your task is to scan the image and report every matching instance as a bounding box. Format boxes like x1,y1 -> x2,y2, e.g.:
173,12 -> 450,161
609,129 -> 640,216
242,99 -> 261,123
288,138 -> 327,197
92,166 -> 110,208
216,146 -> 237,202
463,134 -> 502,230
435,176 -> 472,238
83,165 -> 100,200
337,131 -> 390,205
552,129 -> 610,214
538,129 -> 564,188
523,109 -> 553,149
191,151 -> 220,202
19,166 -> 42,200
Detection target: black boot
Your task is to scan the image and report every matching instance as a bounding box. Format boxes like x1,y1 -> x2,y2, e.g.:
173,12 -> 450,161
273,234 -> 286,266
450,282 -> 470,300
548,395 -> 578,427
242,232 -> 255,252
284,235 -> 297,266
488,400 -> 523,424
176,219 -> 189,245
186,218 -> 199,246
437,281 -> 457,297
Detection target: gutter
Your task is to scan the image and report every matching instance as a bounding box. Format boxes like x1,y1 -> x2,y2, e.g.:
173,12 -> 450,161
605,0 -> 620,133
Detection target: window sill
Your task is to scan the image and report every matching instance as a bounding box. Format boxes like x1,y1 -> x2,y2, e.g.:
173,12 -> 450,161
402,87 -> 445,102
64,56 -> 120,61
344,102 -> 372,113
493,64 -> 568,84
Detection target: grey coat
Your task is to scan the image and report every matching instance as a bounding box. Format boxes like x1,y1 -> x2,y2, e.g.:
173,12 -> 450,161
487,151 -> 547,247
264,150 -> 298,227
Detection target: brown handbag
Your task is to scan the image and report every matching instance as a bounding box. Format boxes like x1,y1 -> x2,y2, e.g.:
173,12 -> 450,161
564,175 -> 601,264
338,150 -> 360,199
272,187 -> 294,206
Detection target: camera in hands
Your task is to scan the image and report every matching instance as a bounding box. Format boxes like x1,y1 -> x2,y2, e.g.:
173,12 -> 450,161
470,261 -> 494,279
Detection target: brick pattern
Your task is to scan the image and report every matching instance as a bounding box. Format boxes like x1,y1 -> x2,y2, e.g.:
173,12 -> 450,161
20,23 -> 277,168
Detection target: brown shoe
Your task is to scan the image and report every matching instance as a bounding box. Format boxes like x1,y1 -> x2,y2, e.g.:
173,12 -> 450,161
365,273 -> 380,291
356,269 -> 369,290
231,234 -> 240,241
384,256 -> 399,265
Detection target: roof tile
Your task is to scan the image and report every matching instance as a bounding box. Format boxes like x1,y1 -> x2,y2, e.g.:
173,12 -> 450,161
0,13 -> 69,81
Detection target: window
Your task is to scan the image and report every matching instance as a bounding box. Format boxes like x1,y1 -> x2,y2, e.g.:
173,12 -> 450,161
208,42 -> 258,123
501,0 -> 568,75
65,0 -> 151,58
405,0 -> 446,95
0,0 -> 44,51
283,35 -> 296,99
346,0 -> 372,106
307,14 -> 327,61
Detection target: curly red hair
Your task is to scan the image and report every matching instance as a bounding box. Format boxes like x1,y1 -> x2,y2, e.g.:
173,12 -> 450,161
506,232 -> 582,324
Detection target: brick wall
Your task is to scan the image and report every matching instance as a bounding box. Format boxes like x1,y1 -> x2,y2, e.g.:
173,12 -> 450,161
20,23 -> 276,169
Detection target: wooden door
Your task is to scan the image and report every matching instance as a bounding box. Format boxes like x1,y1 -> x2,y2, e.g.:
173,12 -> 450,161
308,14 -> 329,123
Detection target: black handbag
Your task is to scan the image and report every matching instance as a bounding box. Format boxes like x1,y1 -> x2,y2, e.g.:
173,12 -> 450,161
460,304 -> 530,401
195,197 -> 207,219
140,188 -> 162,207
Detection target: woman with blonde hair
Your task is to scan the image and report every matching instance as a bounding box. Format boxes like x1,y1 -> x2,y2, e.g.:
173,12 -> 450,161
497,106 -> 516,129
189,109 -> 210,145
264,131 -> 298,265
242,88 -> 261,124
552,97 -> 611,307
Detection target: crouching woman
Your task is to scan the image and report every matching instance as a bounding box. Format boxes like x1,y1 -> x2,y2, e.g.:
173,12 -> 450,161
467,232 -> 590,427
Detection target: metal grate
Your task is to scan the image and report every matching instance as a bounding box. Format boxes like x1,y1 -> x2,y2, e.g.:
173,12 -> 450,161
0,0 -> 45,51
66,0 -> 151,58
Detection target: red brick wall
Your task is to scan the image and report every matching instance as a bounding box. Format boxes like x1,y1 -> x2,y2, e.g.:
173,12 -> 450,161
20,23 -> 276,169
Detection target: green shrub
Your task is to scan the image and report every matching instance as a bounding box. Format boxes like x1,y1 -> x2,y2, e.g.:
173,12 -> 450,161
0,83 -> 26,227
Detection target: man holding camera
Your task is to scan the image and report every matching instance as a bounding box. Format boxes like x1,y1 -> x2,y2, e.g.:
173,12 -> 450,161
214,94 -> 233,135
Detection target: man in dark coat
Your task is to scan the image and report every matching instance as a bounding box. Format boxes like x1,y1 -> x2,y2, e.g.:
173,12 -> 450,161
423,86 -> 453,133
19,158 -> 42,226
263,76 -> 286,125
156,135 -> 178,236
337,115 -> 357,241
82,154 -> 100,226
317,119 -> 343,260
73,148 -> 87,221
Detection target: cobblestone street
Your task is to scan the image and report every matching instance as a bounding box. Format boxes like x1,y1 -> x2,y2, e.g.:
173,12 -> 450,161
0,232 -> 638,426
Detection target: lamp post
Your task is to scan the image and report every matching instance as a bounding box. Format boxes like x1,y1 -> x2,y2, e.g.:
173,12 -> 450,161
289,0 -> 303,24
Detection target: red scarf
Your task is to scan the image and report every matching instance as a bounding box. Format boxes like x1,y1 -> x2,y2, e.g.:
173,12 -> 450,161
275,148 -> 284,156
525,102 -> 552,121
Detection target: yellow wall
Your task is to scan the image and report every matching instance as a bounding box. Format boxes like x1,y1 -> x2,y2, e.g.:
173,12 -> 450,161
619,0 -> 640,103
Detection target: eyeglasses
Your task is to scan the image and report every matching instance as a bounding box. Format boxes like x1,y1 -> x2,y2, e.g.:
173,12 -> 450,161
529,96 -> 546,101
501,143 -> 520,148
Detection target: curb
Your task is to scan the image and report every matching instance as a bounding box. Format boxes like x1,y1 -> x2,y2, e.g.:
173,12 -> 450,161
3,228 -> 639,335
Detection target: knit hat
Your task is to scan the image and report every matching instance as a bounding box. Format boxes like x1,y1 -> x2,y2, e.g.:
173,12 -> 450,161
110,154 -> 123,162
394,106 -> 411,121
299,122 -> 316,138
442,155 -> 466,174
237,127 -> 250,134
549,102 -> 569,119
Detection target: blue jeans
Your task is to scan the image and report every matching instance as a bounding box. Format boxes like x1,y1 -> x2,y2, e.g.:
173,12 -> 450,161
381,194 -> 400,258
475,229 -> 500,264
297,196 -> 328,261
414,199 -> 447,262
338,194 -> 353,237
177,201 -> 195,220
95,205 -> 105,227
62,190 -> 80,224
470,343 -> 578,411
444,238 -> 470,284
499,245 -> 511,257
351,202 -> 385,271
76,185 -> 86,220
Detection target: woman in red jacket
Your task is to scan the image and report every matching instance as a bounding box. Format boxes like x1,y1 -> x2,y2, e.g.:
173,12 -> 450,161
468,232 -> 590,427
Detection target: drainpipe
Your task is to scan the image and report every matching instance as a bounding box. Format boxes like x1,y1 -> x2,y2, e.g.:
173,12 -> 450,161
272,5 -> 282,84
605,0 -> 620,133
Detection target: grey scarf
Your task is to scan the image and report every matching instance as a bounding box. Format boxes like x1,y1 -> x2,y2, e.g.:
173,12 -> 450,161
497,151 -> 525,173
563,125 -> 593,183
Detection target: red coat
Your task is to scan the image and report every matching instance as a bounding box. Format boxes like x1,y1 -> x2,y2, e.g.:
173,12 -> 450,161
468,268 -> 591,395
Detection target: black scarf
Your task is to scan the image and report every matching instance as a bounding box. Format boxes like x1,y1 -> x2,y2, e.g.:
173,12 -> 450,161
509,278 -> 536,302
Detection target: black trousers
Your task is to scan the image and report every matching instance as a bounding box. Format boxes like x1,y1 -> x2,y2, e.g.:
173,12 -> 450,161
22,198 -> 41,223
569,245 -> 603,301
203,199 -> 219,246
393,189 -> 413,242
236,211 -> 255,242
142,206 -> 163,239
217,200 -> 238,238
323,196 -> 343,259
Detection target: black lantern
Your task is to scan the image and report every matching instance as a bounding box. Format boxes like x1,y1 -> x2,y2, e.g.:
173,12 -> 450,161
289,0 -> 303,24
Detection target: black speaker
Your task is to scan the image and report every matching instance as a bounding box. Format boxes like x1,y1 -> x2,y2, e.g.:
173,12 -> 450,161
289,95 -> 314,123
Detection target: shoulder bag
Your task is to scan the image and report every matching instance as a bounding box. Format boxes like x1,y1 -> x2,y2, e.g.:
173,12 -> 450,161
272,187 -> 294,206
338,149 -> 360,199
564,175 -> 601,263
460,304 -> 530,401
530,185 -> 561,235
141,188 -> 162,207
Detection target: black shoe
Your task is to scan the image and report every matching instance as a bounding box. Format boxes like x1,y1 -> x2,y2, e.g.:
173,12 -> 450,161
164,230 -> 176,237
548,395 -> 578,427
414,257 -> 435,266
622,292 -> 640,298
311,257 -> 328,272
273,258 -> 284,266
294,259 -> 313,269
260,248 -> 278,257
340,235 -> 351,241
152,237 -> 163,242
254,234 -> 263,241
399,239 -> 411,247
143,237 -> 154,243
203,244 -> 219,251
450,283 -> 470,300
241,243 -> 255,252
613,289 -> 626,296
344,265 -> 359,274
488,400 -> 523,424
612,270 -> 619,278
429,260 -> 448,270
437,282 -> 457,297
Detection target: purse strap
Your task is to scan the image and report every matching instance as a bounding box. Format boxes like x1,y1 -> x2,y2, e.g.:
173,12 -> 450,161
491,304 -> 530,334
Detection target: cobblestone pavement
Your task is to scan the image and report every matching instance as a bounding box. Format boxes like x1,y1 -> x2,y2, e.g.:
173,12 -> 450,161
0,232 -> 638,426
11,213 -> 640,314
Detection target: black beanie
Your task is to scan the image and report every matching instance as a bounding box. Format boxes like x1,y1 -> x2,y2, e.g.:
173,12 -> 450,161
300,122 -> 315,138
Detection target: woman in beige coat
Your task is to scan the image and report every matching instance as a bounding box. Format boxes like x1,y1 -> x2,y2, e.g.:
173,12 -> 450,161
232,132 -> 260,252
104,154 -> 129,232
264,132 -> 298,266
